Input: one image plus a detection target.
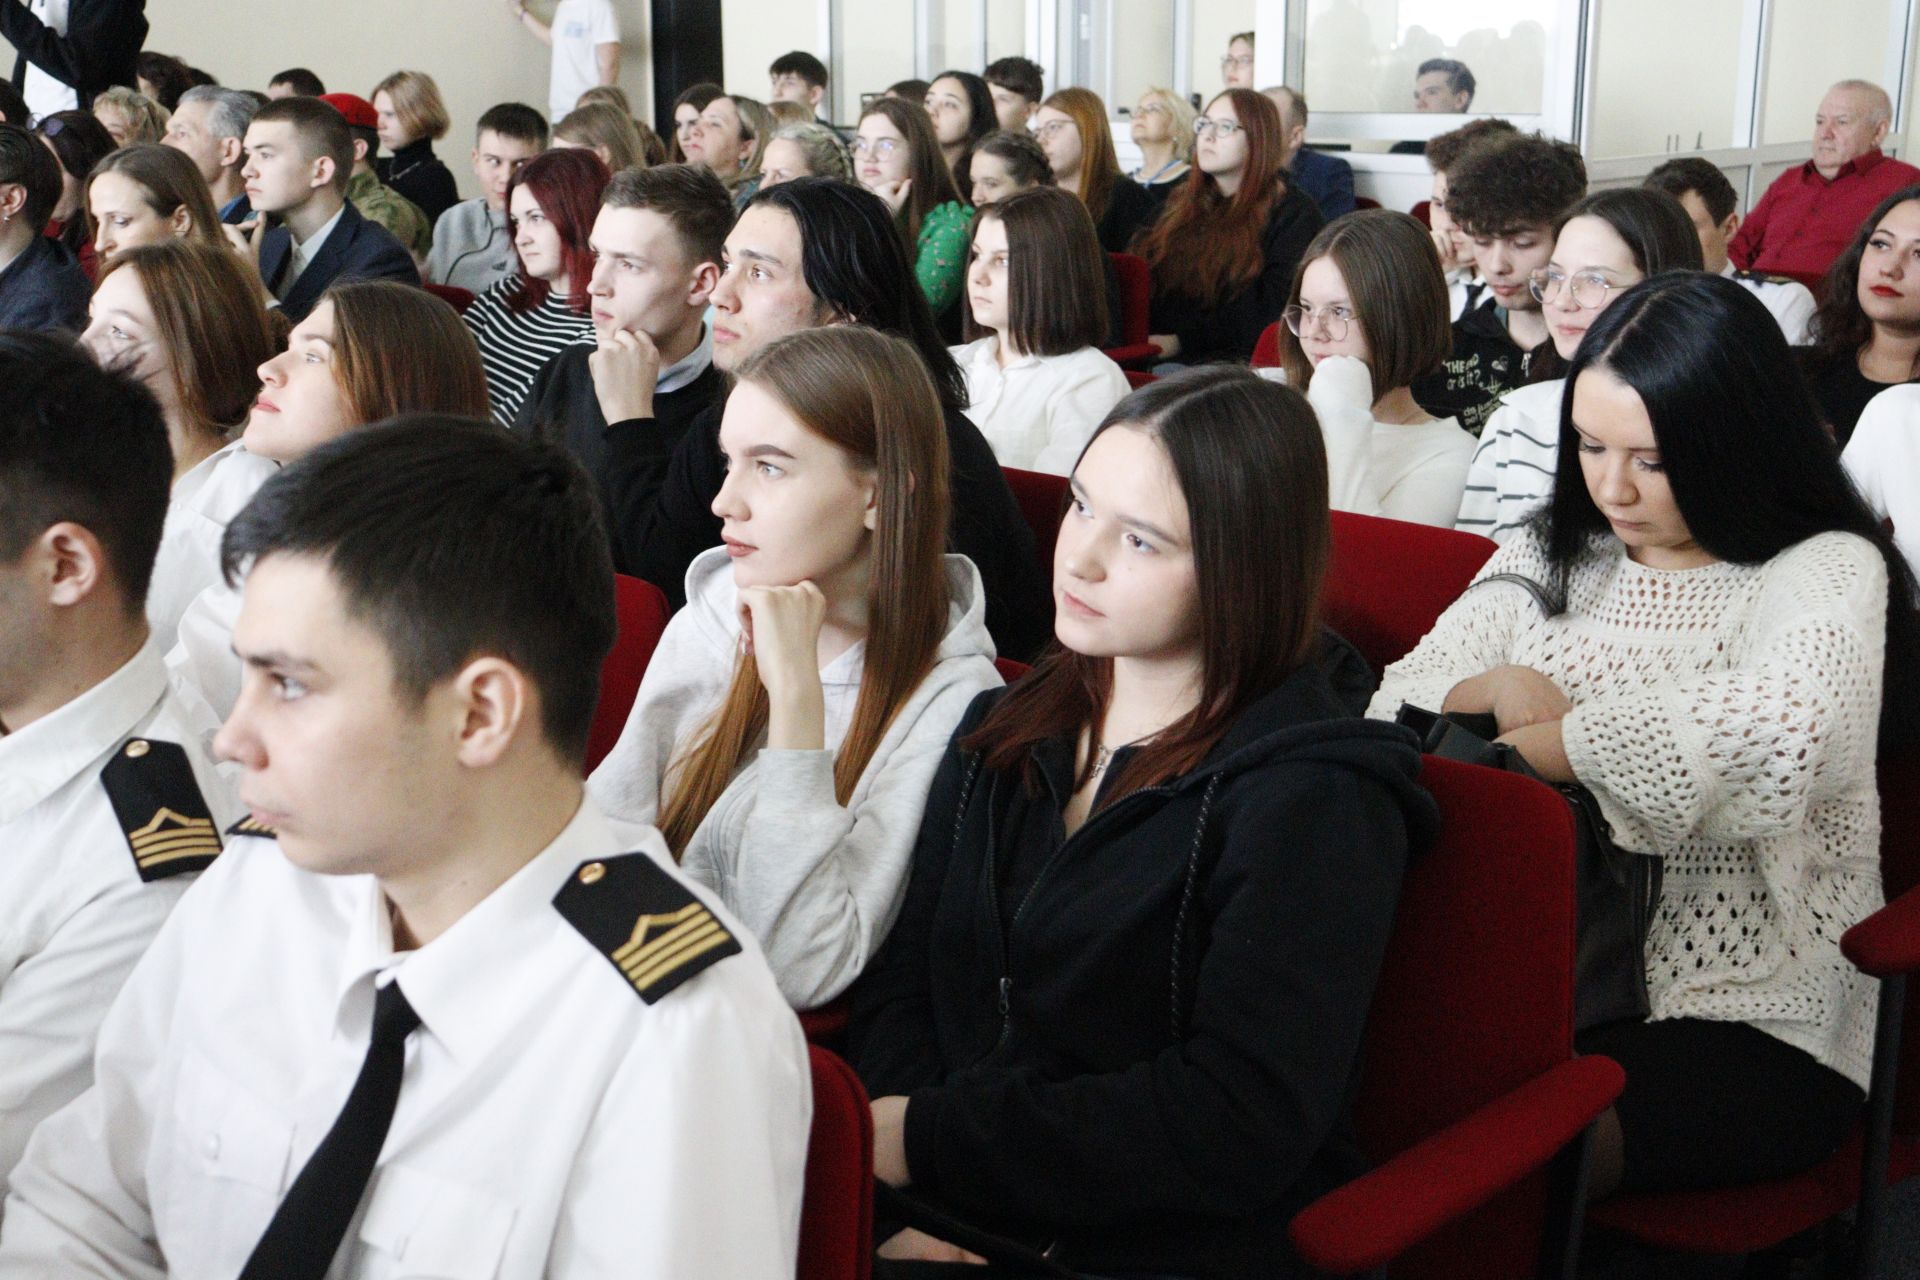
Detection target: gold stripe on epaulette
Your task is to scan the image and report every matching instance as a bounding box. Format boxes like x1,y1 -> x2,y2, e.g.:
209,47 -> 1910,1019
138,843 -> 220,868
621,918 -> 727,987
230,816 -> 277,837
628,928 -> 735,993
129,810 -> 218,855
611,902 -> 706,965
134,837 -> 222,862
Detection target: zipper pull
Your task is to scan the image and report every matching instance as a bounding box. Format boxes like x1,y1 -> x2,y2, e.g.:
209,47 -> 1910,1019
998,976 -> 1011,1017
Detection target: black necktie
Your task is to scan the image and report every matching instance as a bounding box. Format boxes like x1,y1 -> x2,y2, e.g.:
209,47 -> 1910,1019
239,979 -> 422,1280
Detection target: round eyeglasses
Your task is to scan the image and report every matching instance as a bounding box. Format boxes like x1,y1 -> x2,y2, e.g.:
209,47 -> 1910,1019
1529,267 -> 1621,309
1281,304 -> 1354,341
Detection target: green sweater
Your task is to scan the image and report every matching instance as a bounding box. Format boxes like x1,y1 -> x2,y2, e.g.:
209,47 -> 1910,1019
913,200 -> 972,316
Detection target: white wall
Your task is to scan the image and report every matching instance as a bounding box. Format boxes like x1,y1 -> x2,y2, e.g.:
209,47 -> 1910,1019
144,0 -> 653,200
722,1 -> 822,112
1587,0 -> 1745,159
1761,0 -> 1902,145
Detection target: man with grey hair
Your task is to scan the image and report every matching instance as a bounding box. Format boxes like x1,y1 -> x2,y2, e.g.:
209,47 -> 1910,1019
163,84 -> 257,223
1263,85 -> 1354,218
1731,79 -> 1920,279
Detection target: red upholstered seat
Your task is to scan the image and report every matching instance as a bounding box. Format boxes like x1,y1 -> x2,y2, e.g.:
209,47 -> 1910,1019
1102,252 -> 1160,367
800,1045 -> 874,1280
583,574 -> 671,775
423,282 -> 476,314
1588,753 -> 1920,1271
1354,195 -> 1382,210
1410,199 -> 1433,227
1324,510 -> 1498,676
1001,467 -> 1068,586
1123,370 -> 1157,390
1251,320 -> 1282,369
994,657 -> 1031,682
1290,756 -> 1622,1276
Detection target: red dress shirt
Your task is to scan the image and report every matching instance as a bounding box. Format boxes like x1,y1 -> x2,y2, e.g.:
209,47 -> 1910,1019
1729,148 -> 1920,281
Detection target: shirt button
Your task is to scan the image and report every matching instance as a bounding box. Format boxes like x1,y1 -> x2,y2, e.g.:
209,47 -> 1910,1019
203,1133 -> 221,1161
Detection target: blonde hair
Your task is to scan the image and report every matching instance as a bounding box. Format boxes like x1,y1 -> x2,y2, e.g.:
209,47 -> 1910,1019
729,95 -> 777,190
554,102 -> 647,173
1138,86 -> 1195,162
370,70 -> 451,143
93,87 -> 170,144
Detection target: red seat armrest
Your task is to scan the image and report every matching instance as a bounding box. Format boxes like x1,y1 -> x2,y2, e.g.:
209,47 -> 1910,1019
1100,342 -> 1162,368
1843,882 -> 1920,977
1288,1055 -> 1625,1274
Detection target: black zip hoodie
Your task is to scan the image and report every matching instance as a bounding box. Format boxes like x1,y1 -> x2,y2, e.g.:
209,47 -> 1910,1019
848,647 -> 1440,1279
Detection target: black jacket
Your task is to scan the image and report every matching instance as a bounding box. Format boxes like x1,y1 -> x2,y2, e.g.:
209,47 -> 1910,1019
0,232 -> 87,332
379,139 -> 459,225
612,393 -> 1054,662
1096,175 -> 1158,254
1409,293 -> 1534,437
1148,183 -> 1325,365
848,645 -> 1439,1279
2,0 -> 144,109
258,201 -> 420,324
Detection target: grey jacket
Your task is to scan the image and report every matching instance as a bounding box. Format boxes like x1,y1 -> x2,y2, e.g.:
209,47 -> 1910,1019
425,199 -> 513,294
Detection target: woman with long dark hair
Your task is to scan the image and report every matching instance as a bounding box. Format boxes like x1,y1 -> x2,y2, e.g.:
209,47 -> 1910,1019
849,367 -> 1437,1278
589,326 -> 1000,1010
669,82 -> 723,165
1376,271 -> 1920,1200
854,97 -> 971,320
1134,88 -> 1324,365
923,70 -> 994,196
1800,182 -> 1920,445
34,109 -> 114,274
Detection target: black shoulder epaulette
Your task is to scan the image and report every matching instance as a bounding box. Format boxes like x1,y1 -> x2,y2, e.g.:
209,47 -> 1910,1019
100,738 -> 221,882
1733,267 -> 1798,286
226,814 -> 279,840
553,854 -> 742,1004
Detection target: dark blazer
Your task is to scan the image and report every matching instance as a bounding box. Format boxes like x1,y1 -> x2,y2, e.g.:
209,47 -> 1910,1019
1,0 -> 145,110
0,233 -> 88,331
1291,146 -> 1356,219
258,200 -> 419,323
219,193 -> 253,226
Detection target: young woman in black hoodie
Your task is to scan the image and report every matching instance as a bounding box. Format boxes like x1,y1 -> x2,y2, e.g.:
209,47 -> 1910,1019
849,367 -> 1440,1279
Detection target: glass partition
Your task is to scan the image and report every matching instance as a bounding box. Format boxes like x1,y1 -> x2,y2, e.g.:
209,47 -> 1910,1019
1302,0 -> 1551,116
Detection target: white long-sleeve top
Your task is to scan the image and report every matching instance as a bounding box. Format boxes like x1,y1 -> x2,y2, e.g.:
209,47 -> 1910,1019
952,337 -> 1130,476
1306,354 -> 1476,528
145,440 -> 278,655
1842,383 -> 1920,572
1453,377 -> 1564,542
588,549 -> 1003,1009
1368,528 -> 1889,1088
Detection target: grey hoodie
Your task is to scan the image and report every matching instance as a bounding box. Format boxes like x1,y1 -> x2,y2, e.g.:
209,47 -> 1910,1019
588,548 -> 1003,1009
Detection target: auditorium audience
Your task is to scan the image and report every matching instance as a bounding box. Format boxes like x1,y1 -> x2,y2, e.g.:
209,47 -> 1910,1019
1413,129 -> 1585,434
553,100 -> 649,174
984,56 -> 1045,133
0,121 -> 88,331
768,50 -> 830,121
1377,270 -> 1918,1201
85,143 -> 224,266
467,147 -> 606,428
670,81 -> 722,164
966,129 -> 1049,207
1136,88 -> 1324,365
761,121 -> 854,186
163,84 -> 257,223
1037,87 -> 1156,254
1284,209 -> 1474,526
36,109 -> 114,269
369,69 -> 458,224
849,366 -> 1436,1279
91,86 -> 168,147
591,325 -> 1000,1010
1645,156 -> 1817,344
266,67 -> 325,99
691,93 -> 770,205
1266,85 -> 1355,219
1423,117 -> 1517,316
1799,184 -> 1920,444
1457,187 -> 1703,541
924,70 -> 994,194
1127,85 -> 1193,194
81,241 -> 275,648
855,98 -> 971,321
426,102 -> 546,293
1732,80 -> 1920,281
320,92 -> 434,263
952,186 -> 1127,474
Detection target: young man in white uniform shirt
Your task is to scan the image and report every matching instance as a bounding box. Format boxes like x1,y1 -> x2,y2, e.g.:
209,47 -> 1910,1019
1646,157 -> 1817,345
0,418 -> 809,1279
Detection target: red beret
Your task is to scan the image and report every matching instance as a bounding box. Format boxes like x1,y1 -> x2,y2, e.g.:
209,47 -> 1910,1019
317,92 -> 378,131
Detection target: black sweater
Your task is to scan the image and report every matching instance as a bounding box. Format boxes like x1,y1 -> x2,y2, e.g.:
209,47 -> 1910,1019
848,647 -> 1439,1279
1096,175 -> 1159,254
379,139 -> 459,225
607,393 -> 1054,662
1409,292 -> 1534,437
1147,183 -> 1325,365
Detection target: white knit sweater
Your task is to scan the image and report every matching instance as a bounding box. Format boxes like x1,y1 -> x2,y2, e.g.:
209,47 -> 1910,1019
1369,528 -> 1888,1088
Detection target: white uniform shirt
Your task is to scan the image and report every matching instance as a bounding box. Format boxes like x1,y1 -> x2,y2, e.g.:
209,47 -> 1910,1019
547,0 -> 619,122
147,440 -> 279,654
1843,383 -> 1920,572
0,800 -> 810,1279
1724,261 -> 1817,346
16,0 -> 78,120
0,638 -> 236,1203
951,337 -> 1129,476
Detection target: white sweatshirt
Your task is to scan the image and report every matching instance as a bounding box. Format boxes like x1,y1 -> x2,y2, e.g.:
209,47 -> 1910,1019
1453,377 -> 1565,543
1307,354 -> 1476,528
588,549 -> 1003,1010
1842,383 -> 1920,573
1370,528 -> 1889,1088
952,337 -> 1130,476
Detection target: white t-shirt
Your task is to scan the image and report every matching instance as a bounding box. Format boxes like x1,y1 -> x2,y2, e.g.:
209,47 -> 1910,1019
1307,355 -> 1476,528
1723,262 -> 1817,346
950,336 -> 1130,475
1842,383 -> 1920,572
547,0 -> 620,121
19,0 -> 79,120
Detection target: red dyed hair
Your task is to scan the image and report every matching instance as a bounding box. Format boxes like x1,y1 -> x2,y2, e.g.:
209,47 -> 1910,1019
1134,88 -> 1290,307
504,148 -> 611,315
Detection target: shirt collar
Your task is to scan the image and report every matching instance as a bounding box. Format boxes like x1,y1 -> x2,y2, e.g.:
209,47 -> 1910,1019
0,636 -> 167,823
293,201 -> 348,254
330,795 -> 640,1064
656,322 -> 713,395
1805,147 -> 1886,182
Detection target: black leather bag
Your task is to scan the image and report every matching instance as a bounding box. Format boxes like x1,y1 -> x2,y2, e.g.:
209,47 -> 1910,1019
1395,700 -> 1663,1033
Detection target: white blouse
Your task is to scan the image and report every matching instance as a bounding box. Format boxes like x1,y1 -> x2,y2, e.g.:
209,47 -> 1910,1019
951,336 -> 1130,476
1307,354 -> 1476,528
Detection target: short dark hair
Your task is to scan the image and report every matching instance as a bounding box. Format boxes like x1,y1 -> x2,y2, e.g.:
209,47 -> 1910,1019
134,51 -> 195,110
1418,58 -> 1476,104
967,186 -> 1108,355
603,162 -> 733,267
0,332 -> 171,612
0,78 -> 29,127
885,79 -> 930,102
983,56 -> 1044,103
1424,116 -> 1517,176
1445,131 -> 1586,238
251,97 -> 353,192
744,177 -> 968,411
0,121 -> 63,228
268,67 -> 326,96
475,102 -> 549,149
769,50 -> 829,89
1644,156 -> 1739,226
222,416 -> 616,764
972,129 -> 1052,188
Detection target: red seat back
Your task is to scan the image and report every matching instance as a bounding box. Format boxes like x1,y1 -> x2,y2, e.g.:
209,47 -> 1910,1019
994,657 -> 1031,682
1410,198 -> 1433,227
1251,320 -> 1282,368
1354,195 -> 1382,210
1001,467 -> 1068,584
423,282 -> 476,314
584,574 -> 672,775
1123,370 -> 1157,390
1324,510 -> 1497,675
1109,252 -> 1151,346
1359,756 -> 1581,1276
800,1045 -> 874,1280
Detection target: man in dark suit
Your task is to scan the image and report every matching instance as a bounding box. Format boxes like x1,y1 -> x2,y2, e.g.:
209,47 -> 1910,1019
2,0 -> 145,120
228,96 -> 416,324
1265,85 -> 1354,219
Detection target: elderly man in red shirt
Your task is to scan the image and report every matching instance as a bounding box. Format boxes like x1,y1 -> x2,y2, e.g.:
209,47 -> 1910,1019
1730,79 -> 1920,282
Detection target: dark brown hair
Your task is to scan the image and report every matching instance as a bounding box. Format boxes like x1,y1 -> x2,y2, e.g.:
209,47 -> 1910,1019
964,366 -> 1329,804
1281,209 -> 1452,401
668,82 -> 723,164
324,281 -> 490,423
87,143 -> 225,252
1806,183 -> 1920,382
602,162 -> 734,269
963,186 -> 1109,356
1423,116 -> 1518,177
858,97 -> 962,245
1444,131 -> 1586,237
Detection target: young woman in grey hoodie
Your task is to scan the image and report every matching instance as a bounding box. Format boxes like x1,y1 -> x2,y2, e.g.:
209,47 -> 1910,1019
589,327 -> 1003,1010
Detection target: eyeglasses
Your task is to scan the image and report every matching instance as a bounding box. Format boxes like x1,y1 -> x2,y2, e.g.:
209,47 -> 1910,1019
1134,103 -> 1168,118
1529,267 -> 1622,308
1034,119 -> 1076,140
851,136 -> 901,158
1220,54 -> 1255,70
1194,117 -> 1245,138
1282,303 -> 1355,340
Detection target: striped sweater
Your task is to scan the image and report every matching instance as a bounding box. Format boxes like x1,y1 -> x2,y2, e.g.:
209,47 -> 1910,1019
1453,377 -> 1565,543
465,277 -> 596,429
